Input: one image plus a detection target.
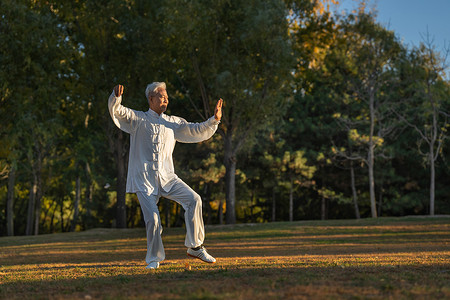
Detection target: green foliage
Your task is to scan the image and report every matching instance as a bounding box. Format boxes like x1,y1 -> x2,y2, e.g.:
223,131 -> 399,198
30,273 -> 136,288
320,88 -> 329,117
1,1 -> 450,235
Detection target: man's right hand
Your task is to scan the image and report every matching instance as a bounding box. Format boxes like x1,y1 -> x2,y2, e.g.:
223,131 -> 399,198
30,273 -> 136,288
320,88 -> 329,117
114,85 -> 124,97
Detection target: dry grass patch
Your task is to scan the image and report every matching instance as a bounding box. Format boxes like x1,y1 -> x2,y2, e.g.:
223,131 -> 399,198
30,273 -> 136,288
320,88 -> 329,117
1,217 -> 449,299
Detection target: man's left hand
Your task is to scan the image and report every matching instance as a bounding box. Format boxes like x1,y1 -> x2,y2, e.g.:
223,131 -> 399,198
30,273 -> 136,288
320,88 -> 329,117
214,98 -> 223,121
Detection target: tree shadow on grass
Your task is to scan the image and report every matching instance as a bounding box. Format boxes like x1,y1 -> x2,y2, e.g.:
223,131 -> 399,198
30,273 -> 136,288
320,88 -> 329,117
1,263 -> 449,299
1,235 -> 449,267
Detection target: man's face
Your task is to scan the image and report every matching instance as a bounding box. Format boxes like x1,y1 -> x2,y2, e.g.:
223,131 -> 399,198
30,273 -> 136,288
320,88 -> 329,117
149,88 -> 169,115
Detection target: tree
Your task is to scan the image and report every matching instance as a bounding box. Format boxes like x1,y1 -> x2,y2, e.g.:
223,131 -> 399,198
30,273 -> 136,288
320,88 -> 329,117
188,152 -> 226,224
265,150 -> 315,221
163,0 -> 293,223
6,164 -> 16,236
0,0 -> 72,235
282,151 -> 316,221
286,0 -> 364,220
58,0 -> 168,228
328,11 -> 403,218
394,38 -> 450,215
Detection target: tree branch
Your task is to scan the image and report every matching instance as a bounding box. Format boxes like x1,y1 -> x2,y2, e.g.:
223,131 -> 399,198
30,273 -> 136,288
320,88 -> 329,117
191,52 -> 211,119
176,74 -> 206,121
391,107 -> 430,144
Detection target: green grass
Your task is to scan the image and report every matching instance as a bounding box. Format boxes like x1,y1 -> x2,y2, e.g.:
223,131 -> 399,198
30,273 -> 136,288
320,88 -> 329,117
1,217 -> 450,299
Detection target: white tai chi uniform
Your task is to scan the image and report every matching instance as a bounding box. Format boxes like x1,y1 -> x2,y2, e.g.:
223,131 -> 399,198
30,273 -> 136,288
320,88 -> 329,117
108,91 -> 219,264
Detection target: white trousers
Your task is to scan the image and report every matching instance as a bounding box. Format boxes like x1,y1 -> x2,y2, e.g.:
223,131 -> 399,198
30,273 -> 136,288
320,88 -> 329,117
136,178 -> 205,264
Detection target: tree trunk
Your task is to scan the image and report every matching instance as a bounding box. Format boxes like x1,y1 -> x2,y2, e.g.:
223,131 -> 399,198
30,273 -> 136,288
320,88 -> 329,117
26,174 -> 37,235
218,198 -> 224,225
60,198 -> 65,232
50,200 -> 57,233
368,151 -> 377,217
350,162 -> 360,219
7,165 -> 16,236
289,179 -> 294,222
33,194 -> 42,235
85,162 -> 93,227
250,189 -> 255,223
368,91 -> 377,218
429,147 -> 435,215
33,153 -> 43,236
204,184 -> 212,225
271,188 -> 276,222
429,84 -> 437,216
377,186 -> 383,217
71,176 -> 81,232
224,135 -> 236,224
321,197 -> 326,220
115,131 -> 127,228
174,203 -> 182,227
165,198 -> 171,228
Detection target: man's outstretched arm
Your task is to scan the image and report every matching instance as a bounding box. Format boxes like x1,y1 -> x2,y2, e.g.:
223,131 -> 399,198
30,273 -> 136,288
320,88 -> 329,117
174,99 -> 224,143
108,84 -> 140,134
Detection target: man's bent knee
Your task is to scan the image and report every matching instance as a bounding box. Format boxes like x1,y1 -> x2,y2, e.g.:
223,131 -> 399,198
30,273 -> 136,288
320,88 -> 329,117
192,193 -> 202,207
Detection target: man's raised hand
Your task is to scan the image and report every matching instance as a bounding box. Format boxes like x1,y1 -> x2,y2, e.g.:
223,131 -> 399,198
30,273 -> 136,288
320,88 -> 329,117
114,85 -> 124,97
214,98 -> 223,121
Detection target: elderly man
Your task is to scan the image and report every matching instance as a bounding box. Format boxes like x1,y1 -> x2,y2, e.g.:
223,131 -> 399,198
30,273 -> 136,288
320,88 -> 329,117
108,82 -> 223,269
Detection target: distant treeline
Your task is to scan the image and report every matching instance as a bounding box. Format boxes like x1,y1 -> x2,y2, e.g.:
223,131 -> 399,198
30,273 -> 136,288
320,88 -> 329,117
1,0 -> 449,236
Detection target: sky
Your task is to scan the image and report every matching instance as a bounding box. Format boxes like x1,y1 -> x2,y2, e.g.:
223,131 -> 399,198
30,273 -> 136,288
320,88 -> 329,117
337,0 -> 449,51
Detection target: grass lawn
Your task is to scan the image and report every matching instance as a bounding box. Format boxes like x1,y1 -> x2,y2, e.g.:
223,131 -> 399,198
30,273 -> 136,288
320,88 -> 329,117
1,216 -> 449,299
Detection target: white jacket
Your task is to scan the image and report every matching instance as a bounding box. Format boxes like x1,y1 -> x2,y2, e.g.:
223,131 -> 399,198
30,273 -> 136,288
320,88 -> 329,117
108,92 -> 219,195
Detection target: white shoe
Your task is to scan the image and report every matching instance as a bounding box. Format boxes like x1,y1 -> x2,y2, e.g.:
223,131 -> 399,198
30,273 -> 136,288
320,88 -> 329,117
187,246 -> 216,263
145,261 -> 160,269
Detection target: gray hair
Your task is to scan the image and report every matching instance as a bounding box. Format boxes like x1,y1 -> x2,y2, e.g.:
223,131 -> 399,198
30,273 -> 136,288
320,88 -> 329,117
145,82 -> 166,99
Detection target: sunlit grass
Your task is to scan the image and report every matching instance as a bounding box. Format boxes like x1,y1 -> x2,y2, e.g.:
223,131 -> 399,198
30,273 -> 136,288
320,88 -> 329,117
1,217 -> 449,299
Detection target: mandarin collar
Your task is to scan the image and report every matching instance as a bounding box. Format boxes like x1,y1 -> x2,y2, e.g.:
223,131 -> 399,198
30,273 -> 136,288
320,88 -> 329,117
147,108 -> 164,118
